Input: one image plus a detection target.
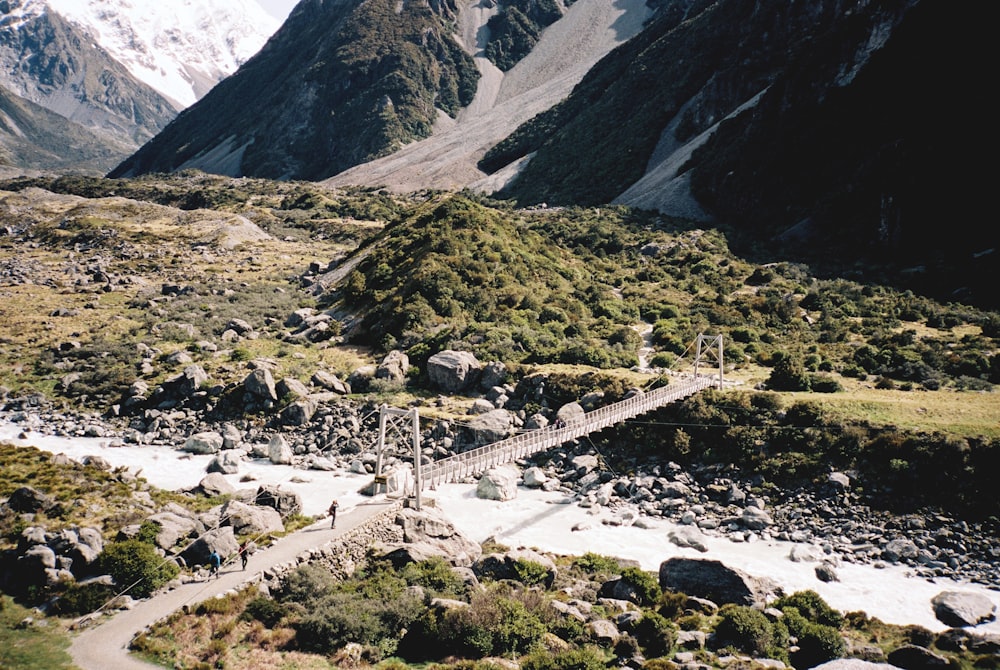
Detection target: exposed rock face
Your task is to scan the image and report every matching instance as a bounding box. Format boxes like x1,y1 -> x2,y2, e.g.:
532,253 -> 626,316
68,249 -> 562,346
427,350 -> 482,392
658,558 -> 777,607
181,527 -> 238,567
931,591 -> 997,627
244,368 -> 278,402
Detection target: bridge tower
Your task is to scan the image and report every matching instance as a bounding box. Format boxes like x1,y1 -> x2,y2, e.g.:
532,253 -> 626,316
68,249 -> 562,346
693,333 -> 724,388
374,405 -> 424,510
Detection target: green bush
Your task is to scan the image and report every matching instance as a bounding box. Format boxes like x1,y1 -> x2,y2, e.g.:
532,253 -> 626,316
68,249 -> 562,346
437,591 -> 547,658
634,610 -> 677,658
97,539 -> 179,599
50,580 -> 116,616
521,645 -> 608,670
400,557 -> 468,597
514,559 -> 553,587
241,596 -> 286,627
713,604 -> 779,658
774,590 -> 844,628
620,567 -> 661,606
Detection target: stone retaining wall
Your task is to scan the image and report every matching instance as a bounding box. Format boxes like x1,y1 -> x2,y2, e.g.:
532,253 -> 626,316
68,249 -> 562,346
262,502 -> 405,587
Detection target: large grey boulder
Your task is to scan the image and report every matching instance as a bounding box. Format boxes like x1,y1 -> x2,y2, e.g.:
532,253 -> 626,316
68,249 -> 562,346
931,591 -> 997,627
277,377 -> 311,400
427,350 -> 481,392
146,511 -> 201,550
182,527 -> 239,567
254,485 -> 302,518
207,450 -> 242,475
220,500 -> 284,536
183,432 -> 224,454
556,402 -> 585,424
7,486 -> 54,513
312,370 -> 350,394
267,434 -> 293,465
389,506 -> 482,566
376,350 -> 410,381
477,464 -> 520,501
464,409 -> 513,444
244,367 -> 277,402
281,397 -> 318,426
882,538 -> 919,562
886,645 -> 950,669
198,473 -> 236,497
668,526 -> 709,553
658,558 -> 778,607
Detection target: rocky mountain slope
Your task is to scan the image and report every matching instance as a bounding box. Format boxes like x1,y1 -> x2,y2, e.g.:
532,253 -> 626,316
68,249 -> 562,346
0,0 -> 280,173
44,0 -> 279,109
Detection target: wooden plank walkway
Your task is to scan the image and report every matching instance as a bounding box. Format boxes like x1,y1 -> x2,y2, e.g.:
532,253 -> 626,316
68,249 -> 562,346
388,374 -> 717,494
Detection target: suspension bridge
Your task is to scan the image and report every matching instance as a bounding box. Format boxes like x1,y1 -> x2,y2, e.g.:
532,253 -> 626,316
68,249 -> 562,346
371,334 -> 725,507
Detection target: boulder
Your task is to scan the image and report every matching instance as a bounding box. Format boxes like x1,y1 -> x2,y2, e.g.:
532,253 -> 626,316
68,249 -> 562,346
883,538 -> 920,563
207,450 -> 242,475
931,591 -> 997,627
556,402 -> 585,424
523,466 -> 549,488
7,486 -> 54,513
254,485 -> 302,518
658,558 -> 777,607
427,350 -> 481,392
244,368 -> 277,402
312,370 -> 350,394
198,473 -> 236,496
220,500 -> 284,536
479,361 -> 508,391
281,397 -> 318,426
742,506 -> 773,530
181,527 -> 239,567
376,350 -> 410,381
267,434 -> 294,465
391,506 -> 482,566
183,432 -> 224,455
464,409 -> 513,444
146,511 -> 201,550
477,464 -> 520,501
277,377 -> 311,400
668,526 -> 709,553
886,645 -> 950,669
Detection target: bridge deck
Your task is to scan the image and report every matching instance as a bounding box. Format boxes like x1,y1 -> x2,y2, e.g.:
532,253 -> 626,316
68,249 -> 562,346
386,375 -> 717,493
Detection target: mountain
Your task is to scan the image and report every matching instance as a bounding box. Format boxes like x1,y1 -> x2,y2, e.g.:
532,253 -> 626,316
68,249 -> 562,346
0,82 -> 135,174
0,0 -> 177,145
0,0 -> 280,174
111,0 -> 995,305
44,0 -> 280,109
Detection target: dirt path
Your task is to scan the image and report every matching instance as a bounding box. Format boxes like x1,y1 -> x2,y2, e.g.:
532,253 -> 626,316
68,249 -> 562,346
68,498 -> 400,670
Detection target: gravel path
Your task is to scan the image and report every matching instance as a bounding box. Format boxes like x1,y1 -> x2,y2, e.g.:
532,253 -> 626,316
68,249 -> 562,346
322,0 -> 650,193
68,499 -> 399,670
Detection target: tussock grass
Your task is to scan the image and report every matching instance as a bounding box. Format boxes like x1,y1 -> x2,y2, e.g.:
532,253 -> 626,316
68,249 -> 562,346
0,596 -> 74,670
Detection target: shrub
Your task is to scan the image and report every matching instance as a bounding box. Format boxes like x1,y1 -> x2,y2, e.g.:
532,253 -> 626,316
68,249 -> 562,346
635,610 -> 677,658
241,596 -> 286,627
401,556 -> 468,597
97,539 -> 179,599
774,590 -> 844,628
713,604 -> 775,657
50,580 -> 116,616
620,566 -> 661,606
437,591 -> 547,658
521,645 -> 608,670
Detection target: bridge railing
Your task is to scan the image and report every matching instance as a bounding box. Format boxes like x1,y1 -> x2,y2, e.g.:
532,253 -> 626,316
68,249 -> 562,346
390,374 -> 716,493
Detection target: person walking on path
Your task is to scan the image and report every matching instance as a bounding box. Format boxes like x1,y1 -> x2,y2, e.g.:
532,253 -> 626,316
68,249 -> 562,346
238,541 -> 249,571
328,499 -> 339,528
208,550 -> 222,579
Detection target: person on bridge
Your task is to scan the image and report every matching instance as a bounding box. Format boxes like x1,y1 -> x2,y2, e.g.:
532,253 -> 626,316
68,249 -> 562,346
328,499 -> 339,528
208,550 -> 222,579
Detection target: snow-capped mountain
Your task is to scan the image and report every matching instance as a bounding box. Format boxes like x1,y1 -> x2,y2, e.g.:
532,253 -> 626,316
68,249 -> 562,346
44,0 -> 281,109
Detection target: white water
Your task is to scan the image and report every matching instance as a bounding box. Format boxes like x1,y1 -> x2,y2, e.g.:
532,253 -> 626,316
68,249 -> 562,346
2,420 -> 997,634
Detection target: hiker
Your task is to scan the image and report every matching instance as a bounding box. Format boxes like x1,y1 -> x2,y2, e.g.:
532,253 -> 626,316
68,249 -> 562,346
238,541 -> 249,571
208,549 -> 222,579
328,499 -> 339,528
